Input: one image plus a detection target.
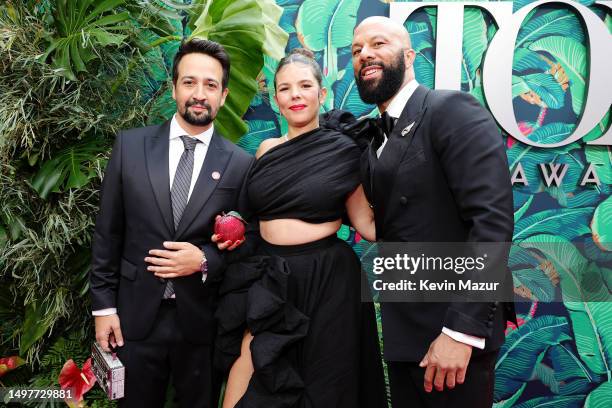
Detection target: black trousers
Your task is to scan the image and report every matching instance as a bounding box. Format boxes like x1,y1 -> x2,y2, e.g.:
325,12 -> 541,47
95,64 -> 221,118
117,300 -> 221,408
387,350 -> 499,408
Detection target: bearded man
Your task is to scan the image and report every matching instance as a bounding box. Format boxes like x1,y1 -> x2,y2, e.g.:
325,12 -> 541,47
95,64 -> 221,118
352,17 -> 517,408
90,39 -> 253,408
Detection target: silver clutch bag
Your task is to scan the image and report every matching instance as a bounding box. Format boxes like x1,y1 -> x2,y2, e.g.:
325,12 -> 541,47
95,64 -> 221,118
91,342 -> 125,400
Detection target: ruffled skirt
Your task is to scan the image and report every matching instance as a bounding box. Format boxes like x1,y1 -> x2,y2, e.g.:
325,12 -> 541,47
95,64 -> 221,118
215,235 -> 387,407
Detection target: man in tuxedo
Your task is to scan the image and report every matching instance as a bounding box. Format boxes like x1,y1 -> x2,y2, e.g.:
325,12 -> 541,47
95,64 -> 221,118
90,39 -> 253,408
352,17 -> 516,407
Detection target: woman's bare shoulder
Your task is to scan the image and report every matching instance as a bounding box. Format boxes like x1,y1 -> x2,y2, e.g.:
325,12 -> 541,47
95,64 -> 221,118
255,137 -> 283,159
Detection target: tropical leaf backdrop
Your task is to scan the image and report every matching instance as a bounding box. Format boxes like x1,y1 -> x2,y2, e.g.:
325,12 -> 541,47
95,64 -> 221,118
0,0 -> 610,407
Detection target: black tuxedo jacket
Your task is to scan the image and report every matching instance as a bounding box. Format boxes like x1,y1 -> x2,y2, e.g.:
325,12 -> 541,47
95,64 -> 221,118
362,85 -> 517,361
90,121 -> 254,345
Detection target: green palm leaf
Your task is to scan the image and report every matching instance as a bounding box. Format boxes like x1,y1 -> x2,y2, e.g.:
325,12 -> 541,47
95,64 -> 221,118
414,49 -> 435,89
461,8 -> 488,88
513,395 -> 585,408
529,36 -> 586,116
333,63 -> 375,118
296,0 -> 359,51
494,315 -> 572,401
585,146 -> 612,185
591,196 -> 612,251
238,120 -> 280,155
20,301 -> 54,355
513,48 -> 550,74
187,0 -> 288,141
514,208 -> 593,241
296,0 -> 360,83
512,73 -> 565,109
527,123 -> 575,144
521,235 -> 612,378
547,343 -> 601,394
30,137 -> 107,199
517,9 -> 584,48
584,380 -> 612,407
406,20 -> 432,53
41,0 -> 130,81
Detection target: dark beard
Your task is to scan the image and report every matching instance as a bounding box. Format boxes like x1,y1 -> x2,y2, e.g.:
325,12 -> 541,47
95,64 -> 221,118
355,53 -> 406,105
181,101 -> 214,126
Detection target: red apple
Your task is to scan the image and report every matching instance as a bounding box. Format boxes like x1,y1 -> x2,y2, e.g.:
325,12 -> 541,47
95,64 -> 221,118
214,211 -> 246,243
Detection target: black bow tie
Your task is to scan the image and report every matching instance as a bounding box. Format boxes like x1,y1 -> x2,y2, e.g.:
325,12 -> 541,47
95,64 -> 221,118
376,111 -> 396,136
372,112 -> 395,149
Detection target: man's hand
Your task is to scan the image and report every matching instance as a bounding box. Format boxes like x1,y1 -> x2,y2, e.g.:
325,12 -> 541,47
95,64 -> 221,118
145,242 -> 203,278
95,314 -> 124,352
419,332 -> 473,392
211,215 -> 244,251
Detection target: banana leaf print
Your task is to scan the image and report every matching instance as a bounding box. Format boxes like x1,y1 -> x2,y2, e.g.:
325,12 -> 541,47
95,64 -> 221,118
237,120 -> 280,155
529,36 -> 586,116
513,48 -> 551,74
461,8 -> 488,91
512,73 -> 565,109
546,343 -> 603,395
521,236 -> 612,377
494,315 -> 572,402
296,0 -> 360,86
513,395 -> 586,408
516,9 -> 584,48
333,62 -> 376,118
513,208 -> 593,241
591,196 -> 612,251
584,381 -> 612,407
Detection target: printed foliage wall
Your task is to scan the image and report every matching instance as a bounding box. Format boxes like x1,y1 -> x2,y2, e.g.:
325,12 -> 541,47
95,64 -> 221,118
0,1 -> 609,406
231,1 -> 611,407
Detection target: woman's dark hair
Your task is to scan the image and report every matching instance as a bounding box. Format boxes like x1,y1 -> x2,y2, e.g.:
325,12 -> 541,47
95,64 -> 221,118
172,38 -> 230,89
274,48 -> 323,90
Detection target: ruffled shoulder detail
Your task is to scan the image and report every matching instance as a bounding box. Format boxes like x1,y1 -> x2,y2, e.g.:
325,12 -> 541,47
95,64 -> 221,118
319,109 -> 377,152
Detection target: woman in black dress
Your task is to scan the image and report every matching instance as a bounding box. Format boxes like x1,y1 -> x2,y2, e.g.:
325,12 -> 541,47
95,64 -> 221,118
216,48 -> 387,408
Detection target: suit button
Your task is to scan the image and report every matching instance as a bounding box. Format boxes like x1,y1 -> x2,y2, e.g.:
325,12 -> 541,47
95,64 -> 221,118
487,321 -> 493,328
488,313 -> 495,319
399,196 -> 408,205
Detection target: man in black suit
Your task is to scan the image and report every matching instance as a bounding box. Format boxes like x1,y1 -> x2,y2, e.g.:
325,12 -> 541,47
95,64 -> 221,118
352,17 -> 516,408
90,39 -> 253,408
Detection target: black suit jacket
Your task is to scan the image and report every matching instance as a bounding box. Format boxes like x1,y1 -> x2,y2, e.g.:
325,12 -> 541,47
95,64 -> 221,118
90,121 -> 254,345
362,85 -> 517,361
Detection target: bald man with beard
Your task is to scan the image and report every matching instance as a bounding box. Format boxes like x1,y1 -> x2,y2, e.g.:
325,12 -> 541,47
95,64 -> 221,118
351,17 -> 517,408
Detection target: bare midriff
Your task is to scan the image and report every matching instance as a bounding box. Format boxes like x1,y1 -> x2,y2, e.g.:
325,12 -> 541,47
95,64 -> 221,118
259,218 -> 342,245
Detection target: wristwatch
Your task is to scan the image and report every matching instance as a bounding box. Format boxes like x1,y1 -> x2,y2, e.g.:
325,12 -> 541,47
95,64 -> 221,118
200,252 -> 208,283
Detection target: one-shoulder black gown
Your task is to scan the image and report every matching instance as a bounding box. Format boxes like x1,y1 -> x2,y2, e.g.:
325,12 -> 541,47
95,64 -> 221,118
215,124 -> 388,408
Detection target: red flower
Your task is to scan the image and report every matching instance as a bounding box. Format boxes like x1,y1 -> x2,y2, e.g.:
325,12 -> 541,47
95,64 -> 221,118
58,358 -> 96,407
0,356 -> 25,376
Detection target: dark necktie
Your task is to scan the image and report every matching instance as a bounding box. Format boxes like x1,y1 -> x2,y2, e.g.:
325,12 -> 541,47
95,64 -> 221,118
163,135 -> 201,299
373,111 -> 395,150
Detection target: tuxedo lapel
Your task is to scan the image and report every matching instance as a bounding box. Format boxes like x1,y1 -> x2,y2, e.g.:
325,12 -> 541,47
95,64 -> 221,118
145,121 -> 174,236
372,86 -> 430,234
174,131 -> 233,239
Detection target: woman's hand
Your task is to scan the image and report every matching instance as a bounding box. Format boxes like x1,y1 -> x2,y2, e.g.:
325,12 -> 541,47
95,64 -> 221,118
212,216 -> 244,251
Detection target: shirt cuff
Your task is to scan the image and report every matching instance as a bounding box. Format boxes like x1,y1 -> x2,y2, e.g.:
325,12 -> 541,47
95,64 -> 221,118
92,308 -> 117,316
442,327 -> 486,350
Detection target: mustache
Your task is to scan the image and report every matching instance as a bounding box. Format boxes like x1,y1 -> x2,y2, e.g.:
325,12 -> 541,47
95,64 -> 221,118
186,100 -> 211,110
359,61 -> 386,75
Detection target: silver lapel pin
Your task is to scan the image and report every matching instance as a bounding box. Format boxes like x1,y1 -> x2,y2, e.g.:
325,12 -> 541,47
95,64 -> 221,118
211,171 -> 221,180
401,121 -> 416,137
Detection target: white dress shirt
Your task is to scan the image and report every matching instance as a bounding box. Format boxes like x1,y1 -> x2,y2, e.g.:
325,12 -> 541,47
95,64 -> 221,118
376,79 -> 419,158
375,81 -> 485,350
92,115 -> 214,317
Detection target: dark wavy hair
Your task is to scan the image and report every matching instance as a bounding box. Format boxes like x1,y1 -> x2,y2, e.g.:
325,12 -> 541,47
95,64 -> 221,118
172,38 -> 230,89
274,48 -> 323,90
